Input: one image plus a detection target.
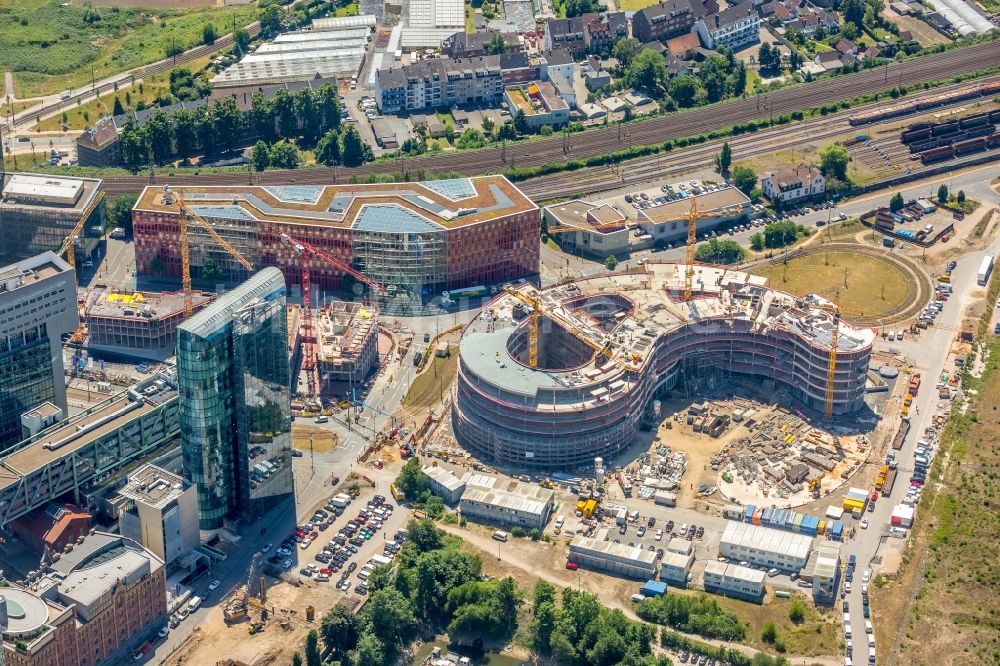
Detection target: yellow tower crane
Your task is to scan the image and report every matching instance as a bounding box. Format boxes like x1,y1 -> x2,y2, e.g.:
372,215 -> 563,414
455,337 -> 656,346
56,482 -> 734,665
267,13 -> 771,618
175,189 -> 255,318
58,191 -> 106,271
825,309 -> 841,420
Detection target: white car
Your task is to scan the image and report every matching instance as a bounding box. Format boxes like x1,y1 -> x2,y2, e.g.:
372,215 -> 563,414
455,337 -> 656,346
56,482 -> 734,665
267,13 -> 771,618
862,570 -> 871,583
208,580 -> 221,591
654,530 -> 663,541
158,626 -> 169,638
860,518 -> 869,529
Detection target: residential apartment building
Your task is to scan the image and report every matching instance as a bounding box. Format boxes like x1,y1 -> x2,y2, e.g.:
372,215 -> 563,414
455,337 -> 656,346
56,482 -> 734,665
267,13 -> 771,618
659,550 -> 695,585
117,463 -> 200,566
694,1 -> 760,50
375,55 -> 503,114
761,163 -> 826,204
503,80 -> 571,130
632,0 -> 717,43
177,268 -> 293,531
542,16 -> 587,57
441,29 -> 521,58
583,12 -> 629,54
702,560 -> 766,603
0,252 -> 78,448
499,52 -> 538,86
0,173 -> 105,262
0,532 -> 166,666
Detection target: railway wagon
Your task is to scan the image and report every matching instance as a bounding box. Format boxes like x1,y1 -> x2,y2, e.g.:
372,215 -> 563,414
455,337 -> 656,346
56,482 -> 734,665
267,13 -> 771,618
901,126 -> 932,144
932,121 -> 960,136
850,81 -> 1000,125
959,113 -> 991,129
920,146 -> 955,163
953,137 -> 987,155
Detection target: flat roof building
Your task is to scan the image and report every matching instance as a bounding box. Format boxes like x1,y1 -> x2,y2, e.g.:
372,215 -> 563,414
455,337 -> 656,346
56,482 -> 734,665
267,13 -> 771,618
423,465 -> 466,504
0,372 -> 180,527
659,550 -> 695,586
637,186 -> 751,246
132,177 -> 539,306
720,521 -> 814,572
117,463 -> 199,567
459,472 -> 554,529
543,199 -> 630,257
807,541 -> 841,602
569,531 -> 658,579
83,287 -> 214,361
0,173 -> 105,262
703,560 -> 766,603
0,252 -> 78,448
177,268 -> 293,532
0,532 -> 166,666
315,301 -> 380,390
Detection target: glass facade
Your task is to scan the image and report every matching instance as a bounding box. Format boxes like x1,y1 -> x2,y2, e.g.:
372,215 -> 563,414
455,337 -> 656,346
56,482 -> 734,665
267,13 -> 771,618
0,333 -> 55,447
176,268 -> 292,531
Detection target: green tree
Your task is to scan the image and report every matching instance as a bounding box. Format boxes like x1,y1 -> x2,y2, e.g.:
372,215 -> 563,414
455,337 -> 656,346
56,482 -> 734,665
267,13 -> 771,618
119,118 -> 149,171
349,633 -> 384,666
233,28 -> 251,53
957,190 -> 966,204
364,588 -> 416,648
498,120 -> 517,141
612,37 -> 642,68
669,75 -> 702,108
604,255 -> 619,270
144,110 -> 174,164
407,518 -> 442,552
695,238 -> 746,264
259,4 -> 283,36
320,605 -> 362,659
173,109 -> 197,158
889,192 -> 904,212
295,89 -> 322,146
513,108 -> 529,134
762,220 -> 803,248
273,89 -> 298,139
292,653 -> 302,666
315,129 -> 342,166
251,141 -> 271,172
107,194 -> 138,236
305,630 -> 321,666
486,32 -> 508,55
456,128 -> 487,149
840,0 -> 865,28
564,0 -> 597,16
937,183 -> 948,204
627,50 -> 669,95
482,116 -> 496,137
367,564 -> 394,592
424,495 -> 445,518
819,144 -> 850,180
202,24 -> 216,45
212,98 -> 244,153
789,598 -> 806,624
395,459 -> 430,502
761,621 -> 778,644
201,258 -> 222,283
249,92 -> 277,143
318,84 -> 342,131
269,141 -> 301,169
715,142 -> 732,173
731,165 -> 758,195
340,125 -> 373,167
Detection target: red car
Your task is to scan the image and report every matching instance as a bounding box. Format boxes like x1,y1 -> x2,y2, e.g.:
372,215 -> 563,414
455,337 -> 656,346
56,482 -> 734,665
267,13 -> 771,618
308,531 -> 319,540
319,568 -> 333,576
565,561 -> 578,571
295,529 -> 305,538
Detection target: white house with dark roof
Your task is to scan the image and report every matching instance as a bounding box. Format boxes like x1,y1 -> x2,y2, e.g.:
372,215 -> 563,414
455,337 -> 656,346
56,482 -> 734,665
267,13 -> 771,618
761,163 -> 826,203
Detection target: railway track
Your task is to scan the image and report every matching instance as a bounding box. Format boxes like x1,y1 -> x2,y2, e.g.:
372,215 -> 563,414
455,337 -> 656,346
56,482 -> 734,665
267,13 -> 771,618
93,40 -> 1000,197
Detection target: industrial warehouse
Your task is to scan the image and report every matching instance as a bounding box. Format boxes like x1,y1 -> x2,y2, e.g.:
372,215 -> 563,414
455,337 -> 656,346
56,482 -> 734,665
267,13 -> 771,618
452,266 -> 875,469
130,176 -> 539,305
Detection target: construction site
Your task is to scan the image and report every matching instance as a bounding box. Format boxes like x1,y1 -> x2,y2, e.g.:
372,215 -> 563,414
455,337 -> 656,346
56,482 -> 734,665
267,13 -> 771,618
451,262 -> 876,471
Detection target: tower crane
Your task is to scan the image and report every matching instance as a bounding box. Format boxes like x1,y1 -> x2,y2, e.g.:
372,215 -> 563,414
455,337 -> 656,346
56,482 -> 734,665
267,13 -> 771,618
174,189 -> 255,318
503,286 -> 640,371
825,309 -> 841,420
58,191 -> 106,271
644,201 -> 744,301
278,233 -> 385,397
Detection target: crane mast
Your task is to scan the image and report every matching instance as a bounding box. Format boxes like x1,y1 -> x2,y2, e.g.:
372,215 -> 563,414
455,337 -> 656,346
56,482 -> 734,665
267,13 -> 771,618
825,311 -> 840,419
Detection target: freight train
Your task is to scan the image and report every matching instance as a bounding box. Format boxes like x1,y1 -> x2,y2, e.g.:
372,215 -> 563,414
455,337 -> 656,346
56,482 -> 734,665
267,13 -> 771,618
918,133 -> 1000,163
848,80 -> 1000,125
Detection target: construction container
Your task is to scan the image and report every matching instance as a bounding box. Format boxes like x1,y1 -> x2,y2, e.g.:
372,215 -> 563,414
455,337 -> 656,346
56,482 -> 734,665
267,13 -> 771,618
762,507 -> 774,525
831,521 -> 844,541
891,504 -> 914,528
843,499 -> 866,512
752,507 -> 763,525
791,513 -> 804,533
847,488 -> 868,502
654,491 -> 677,507
641,580 -> 668,597
745,505 -> 756,523
801,515 -> 820,536
817,519 -> 827,535
723,505 -> 744,521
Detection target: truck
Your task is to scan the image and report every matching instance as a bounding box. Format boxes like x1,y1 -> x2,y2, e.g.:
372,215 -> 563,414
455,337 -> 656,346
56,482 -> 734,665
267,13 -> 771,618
909,373 -> 921,395
977,254 -> 994,286
891,417 -> 910,450
881,468 -> 897,497
875,465 -> 888,491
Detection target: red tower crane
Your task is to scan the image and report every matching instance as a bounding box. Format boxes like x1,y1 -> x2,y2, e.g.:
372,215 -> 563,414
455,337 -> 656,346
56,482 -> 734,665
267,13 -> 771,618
278,234 -> 385,394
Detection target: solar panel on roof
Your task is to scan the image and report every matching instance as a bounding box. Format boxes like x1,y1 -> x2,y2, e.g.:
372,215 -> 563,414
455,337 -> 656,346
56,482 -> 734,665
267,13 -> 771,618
353,204 -> 443,233
422,178 -> 476,201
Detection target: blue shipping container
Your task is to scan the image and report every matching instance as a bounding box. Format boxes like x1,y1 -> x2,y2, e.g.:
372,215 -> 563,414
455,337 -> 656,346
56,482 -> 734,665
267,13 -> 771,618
762,507 -> 774,525
641,581 -> 668,597
745,505 -> 756,523
832,521 -> 844,541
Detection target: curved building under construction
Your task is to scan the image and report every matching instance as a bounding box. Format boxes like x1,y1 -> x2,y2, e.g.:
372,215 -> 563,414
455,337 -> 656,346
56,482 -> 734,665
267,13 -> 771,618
452,264 -> 874,470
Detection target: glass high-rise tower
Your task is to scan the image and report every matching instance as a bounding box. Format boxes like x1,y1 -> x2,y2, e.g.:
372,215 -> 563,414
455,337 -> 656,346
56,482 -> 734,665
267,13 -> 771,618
176,268 -> 293,531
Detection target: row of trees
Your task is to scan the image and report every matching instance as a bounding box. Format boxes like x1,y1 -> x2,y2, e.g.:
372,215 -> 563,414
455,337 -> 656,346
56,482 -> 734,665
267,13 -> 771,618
695,238 -> 746,264
635,592 -> 746,641
750,220 -> 810,251
621,42 -> 747,111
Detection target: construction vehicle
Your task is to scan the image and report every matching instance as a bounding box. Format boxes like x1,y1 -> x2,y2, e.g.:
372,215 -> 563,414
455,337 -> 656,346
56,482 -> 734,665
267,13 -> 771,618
279,233 -> 385,397
58,191 -> 106,271
909,372 -> 921,395
809,477 -> 821,499
247,620 -> 264,635
173,187 -> 255,318
223,553 -> 262,623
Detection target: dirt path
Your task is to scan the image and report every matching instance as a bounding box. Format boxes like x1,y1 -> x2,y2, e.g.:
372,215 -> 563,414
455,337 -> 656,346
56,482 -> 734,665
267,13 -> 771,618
439,524 -> 842,666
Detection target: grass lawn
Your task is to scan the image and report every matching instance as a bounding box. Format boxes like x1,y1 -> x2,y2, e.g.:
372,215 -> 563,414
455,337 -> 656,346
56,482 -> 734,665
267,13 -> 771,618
715,595 -> 839,657
0,99 -> 38,117
749,250 -> 911,318
334,2 -> 359,16
0,0 -> 256,98
35,57 -> 210,131
403,353 -> 457,409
